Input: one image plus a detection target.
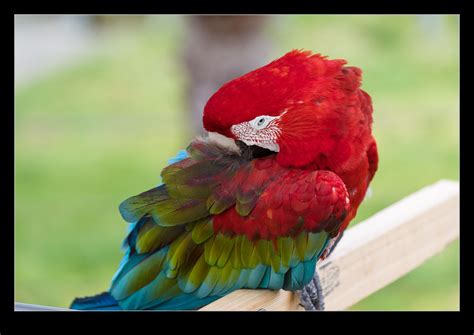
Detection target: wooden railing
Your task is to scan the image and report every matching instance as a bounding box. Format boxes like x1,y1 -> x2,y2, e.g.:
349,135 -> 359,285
14,180 -> 460,311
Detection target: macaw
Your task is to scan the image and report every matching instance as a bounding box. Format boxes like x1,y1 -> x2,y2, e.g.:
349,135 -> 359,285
71,49 -> 378,310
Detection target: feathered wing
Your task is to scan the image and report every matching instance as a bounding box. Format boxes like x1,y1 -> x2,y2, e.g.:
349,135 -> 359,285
108,138 -> 350,310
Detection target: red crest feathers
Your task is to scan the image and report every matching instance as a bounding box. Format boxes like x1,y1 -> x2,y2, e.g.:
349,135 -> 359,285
202,49 -> 371,172
202,49 -> 350,137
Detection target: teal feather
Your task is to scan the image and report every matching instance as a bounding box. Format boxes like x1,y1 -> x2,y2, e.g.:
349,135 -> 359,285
259,267 -> 271,288
148,294 -> 222,310
268,270 -> 285,289
246,264 -> 267,289
302,256 -> 318,286
195,266 -> 221,298
282,261 -> 305,291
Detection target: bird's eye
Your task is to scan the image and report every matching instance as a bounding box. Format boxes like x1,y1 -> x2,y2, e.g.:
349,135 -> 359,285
250,115 -> 278,130
253,117 -> 269,129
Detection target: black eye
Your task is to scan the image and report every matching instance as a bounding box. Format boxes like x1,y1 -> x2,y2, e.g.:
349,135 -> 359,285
257,118 -> 266,126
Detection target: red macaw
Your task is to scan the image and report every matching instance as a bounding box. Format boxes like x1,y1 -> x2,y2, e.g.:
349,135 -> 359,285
71,49 -> 378,310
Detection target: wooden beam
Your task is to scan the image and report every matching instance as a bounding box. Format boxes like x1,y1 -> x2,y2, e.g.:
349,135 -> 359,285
14,303 -> 71,311
15,179 -> 459,311
199,179 -> 460,311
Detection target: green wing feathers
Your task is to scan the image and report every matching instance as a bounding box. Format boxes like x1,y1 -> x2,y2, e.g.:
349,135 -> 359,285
111,139 -> 344,309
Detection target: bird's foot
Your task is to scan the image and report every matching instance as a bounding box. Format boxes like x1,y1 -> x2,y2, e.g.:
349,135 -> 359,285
300,268 -> 325,311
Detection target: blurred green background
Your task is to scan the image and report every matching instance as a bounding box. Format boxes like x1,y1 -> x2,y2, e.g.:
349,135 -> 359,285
14,15 -> 459,310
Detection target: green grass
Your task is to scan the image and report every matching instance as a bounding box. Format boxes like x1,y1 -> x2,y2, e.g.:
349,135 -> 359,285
15,15 -> 459,309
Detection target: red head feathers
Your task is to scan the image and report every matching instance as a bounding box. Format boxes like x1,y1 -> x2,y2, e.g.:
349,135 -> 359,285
203,49 -> 374,174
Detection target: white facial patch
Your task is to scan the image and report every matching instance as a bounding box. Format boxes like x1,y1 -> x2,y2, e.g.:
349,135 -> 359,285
231,112 -> 286,152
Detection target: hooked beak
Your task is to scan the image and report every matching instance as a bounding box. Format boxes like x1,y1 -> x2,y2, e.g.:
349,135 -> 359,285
207,131 -> 240,152
207,131 -> 276,160
234,140 -> 277,160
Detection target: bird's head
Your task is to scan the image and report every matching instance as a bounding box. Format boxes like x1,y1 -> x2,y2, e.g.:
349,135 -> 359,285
203,50 -> 374,170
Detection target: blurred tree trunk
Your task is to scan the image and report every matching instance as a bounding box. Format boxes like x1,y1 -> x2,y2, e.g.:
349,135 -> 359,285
182,16 -> 272,136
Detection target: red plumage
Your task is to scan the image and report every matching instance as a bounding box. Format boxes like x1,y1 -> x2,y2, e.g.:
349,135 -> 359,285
203,49 -> 378,237
211,156 -> 350,240
72,49 -> 379,311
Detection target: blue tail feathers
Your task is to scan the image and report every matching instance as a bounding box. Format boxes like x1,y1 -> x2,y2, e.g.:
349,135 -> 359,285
70,292 -> 122,310
70,291 -> 222,310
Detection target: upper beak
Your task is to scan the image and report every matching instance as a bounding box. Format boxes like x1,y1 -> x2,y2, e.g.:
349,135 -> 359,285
207,131 -> 240,153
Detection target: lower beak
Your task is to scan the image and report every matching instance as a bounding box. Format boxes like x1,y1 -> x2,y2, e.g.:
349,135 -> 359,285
235,140 -> 276,160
